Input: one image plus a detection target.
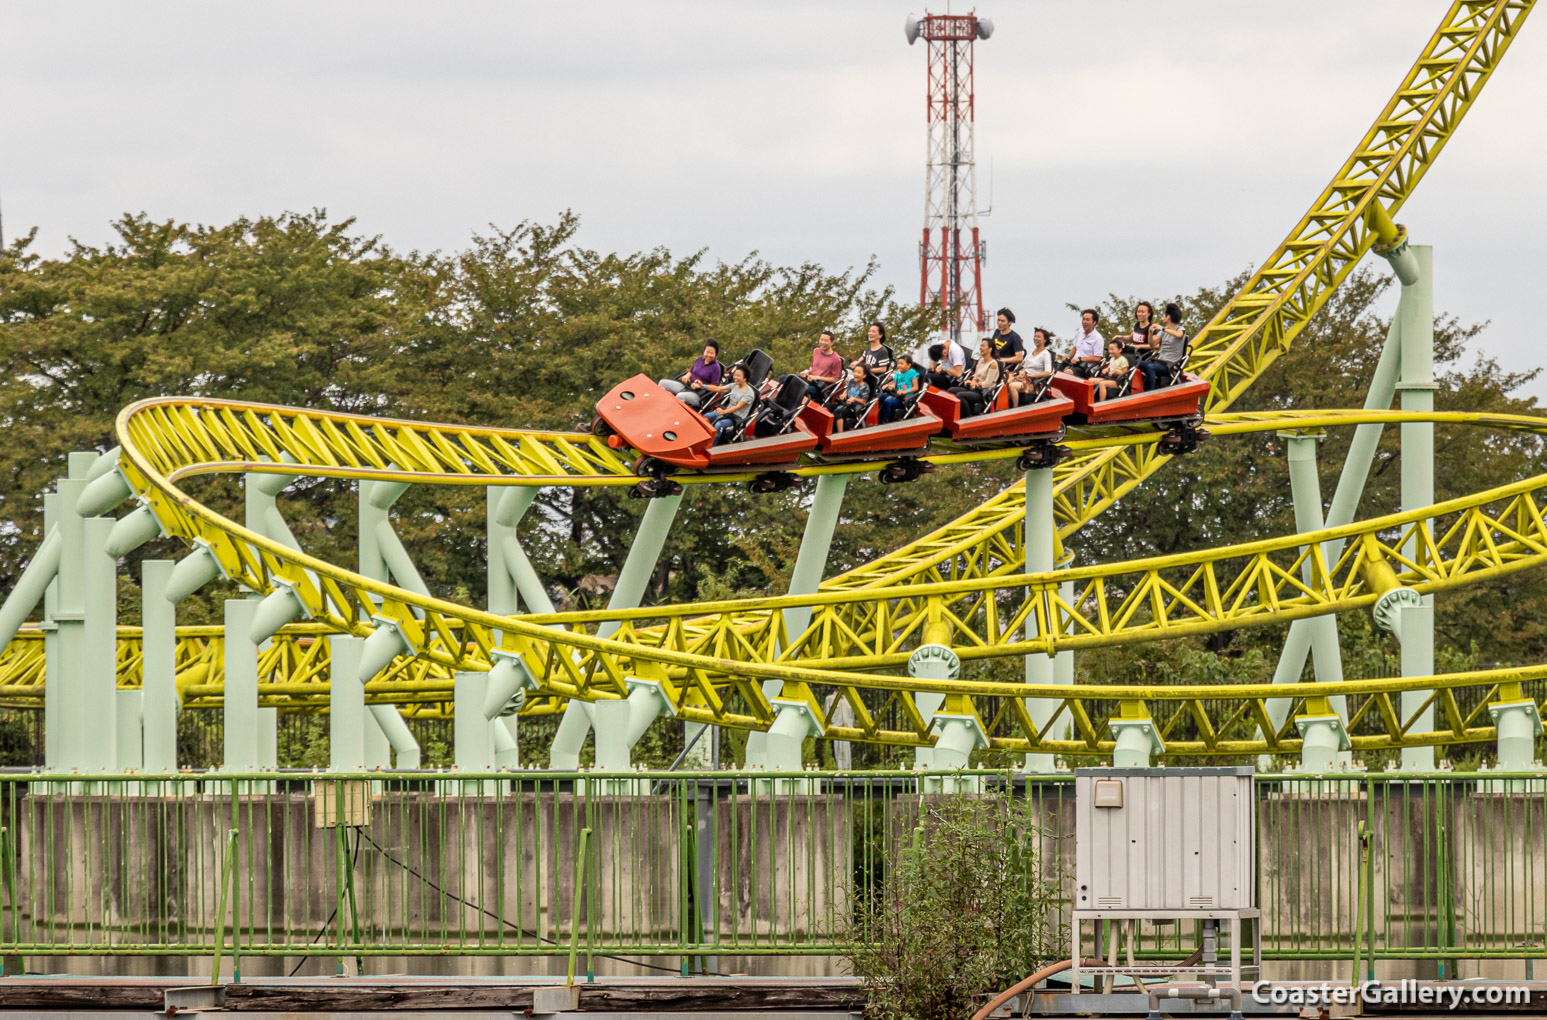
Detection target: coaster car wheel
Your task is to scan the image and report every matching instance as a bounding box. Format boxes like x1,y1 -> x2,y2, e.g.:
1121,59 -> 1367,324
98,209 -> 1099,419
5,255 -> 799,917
1016,440 -> 1073,472
630,477 -> 683,499
748,471 -> 799,494
1158,422 -> 1211,456
879,457 -> 935,485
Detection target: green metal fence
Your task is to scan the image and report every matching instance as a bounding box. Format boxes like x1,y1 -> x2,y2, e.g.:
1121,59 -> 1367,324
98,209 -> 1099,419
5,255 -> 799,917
0,771 -> 1540,971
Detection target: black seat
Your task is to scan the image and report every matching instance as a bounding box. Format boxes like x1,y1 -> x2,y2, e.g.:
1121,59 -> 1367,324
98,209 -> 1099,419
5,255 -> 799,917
1167,342 -> 1194,386
741,349 -> 775,387
752,375 -> 810,438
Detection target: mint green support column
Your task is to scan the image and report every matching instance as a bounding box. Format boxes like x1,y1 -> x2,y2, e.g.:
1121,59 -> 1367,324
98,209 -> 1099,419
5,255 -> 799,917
81,517 -> 119,773
781,475 -> 849,642
115,692 -> 142,770
748,475 -> 849,771
1279,432 -> 1351,772
40,494 -> 59,769
223,599 -> 259,772
49,455 -> 96,772
1263,224 -> 1415,755
1398,245 -> 1436,770
355,478 -> 423,768
551,492 -> 683,770
330,636 -> 366,770
486,487 -> 539,758
1023,467 -> 1063,772
453,671 -> 497,793
141,561 -> 178,771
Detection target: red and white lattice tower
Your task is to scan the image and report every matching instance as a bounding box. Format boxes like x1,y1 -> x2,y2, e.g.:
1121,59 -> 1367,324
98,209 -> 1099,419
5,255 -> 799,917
906,11 -> 992,345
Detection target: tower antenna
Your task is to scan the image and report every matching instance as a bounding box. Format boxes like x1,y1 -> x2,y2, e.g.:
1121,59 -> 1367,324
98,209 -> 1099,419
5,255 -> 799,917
905,10 -> 993,346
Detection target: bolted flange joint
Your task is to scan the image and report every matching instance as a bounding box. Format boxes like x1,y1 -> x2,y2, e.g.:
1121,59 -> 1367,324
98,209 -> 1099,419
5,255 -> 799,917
1372,586 -> 1422,634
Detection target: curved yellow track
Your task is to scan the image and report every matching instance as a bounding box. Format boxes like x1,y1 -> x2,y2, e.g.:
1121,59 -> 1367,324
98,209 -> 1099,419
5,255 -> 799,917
3,0 -> 1539,760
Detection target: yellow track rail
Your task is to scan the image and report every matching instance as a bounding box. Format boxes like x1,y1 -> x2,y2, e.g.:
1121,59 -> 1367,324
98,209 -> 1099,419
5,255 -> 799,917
4,0 -> 1538,760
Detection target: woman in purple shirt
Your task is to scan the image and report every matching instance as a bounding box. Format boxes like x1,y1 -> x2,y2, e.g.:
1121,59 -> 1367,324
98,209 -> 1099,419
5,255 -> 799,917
659,341 -> 723,408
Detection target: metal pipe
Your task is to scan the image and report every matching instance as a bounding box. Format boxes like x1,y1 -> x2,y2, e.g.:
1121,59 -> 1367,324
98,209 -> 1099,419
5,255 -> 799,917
105,504 -> 163,557
368,703 -> 420,769
498,535 -> 557,613
329,636 -> 366,771
114,690 -> 143,770
781,475 -> 848,642
222,599 -> 259,772
166,545 -> 224,603
549,701 -> 593,771
1280,433 -> 1350,761
79,515 -> 120,772
42,493 -> 59,767
76,462 -> 131,518
1113,725 -> 1153,768
493,484 -> 539,530
0,529 -> 61,651
1023,467 -> 1061,771
248,584 -> 306,644
492,717 -> 520,768
454,672 -> 495,770
374,519 -> 431,599
1398,245 -> 1436,770
141,560 -> 178,771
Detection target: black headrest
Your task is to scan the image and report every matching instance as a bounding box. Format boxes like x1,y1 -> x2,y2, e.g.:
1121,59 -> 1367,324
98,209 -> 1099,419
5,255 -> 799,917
772,375 -> 809,410
741,349 -> 775,386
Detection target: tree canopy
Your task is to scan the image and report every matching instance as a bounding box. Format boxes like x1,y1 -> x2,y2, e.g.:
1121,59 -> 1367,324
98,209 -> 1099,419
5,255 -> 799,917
1,210 -> 1542,769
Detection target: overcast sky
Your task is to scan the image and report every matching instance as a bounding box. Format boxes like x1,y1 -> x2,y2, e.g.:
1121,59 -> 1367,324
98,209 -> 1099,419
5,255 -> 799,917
4,1 -> 1543,400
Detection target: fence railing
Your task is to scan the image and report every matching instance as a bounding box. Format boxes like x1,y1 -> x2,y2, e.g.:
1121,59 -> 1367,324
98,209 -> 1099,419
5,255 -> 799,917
0,771 -> 1541,970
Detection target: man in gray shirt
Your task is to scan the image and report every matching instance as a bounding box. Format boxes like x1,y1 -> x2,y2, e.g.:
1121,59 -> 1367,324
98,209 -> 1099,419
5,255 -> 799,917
1138,303 -> 1188,391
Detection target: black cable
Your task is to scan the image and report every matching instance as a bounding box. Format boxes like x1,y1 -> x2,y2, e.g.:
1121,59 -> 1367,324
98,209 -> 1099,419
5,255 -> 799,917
355,827 -> 725,977
287,826 -> 364,977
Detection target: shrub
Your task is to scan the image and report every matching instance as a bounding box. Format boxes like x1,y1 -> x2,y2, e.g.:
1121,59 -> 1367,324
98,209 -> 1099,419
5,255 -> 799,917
843,794 -> 1066,1020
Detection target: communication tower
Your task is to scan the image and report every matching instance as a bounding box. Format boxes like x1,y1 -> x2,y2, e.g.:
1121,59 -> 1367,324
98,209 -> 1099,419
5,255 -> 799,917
906,10 -> 993,345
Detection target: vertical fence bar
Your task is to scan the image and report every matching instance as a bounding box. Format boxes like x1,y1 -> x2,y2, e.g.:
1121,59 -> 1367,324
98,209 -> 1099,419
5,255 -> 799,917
211,828 -> 238,985
567,826 -> 591,986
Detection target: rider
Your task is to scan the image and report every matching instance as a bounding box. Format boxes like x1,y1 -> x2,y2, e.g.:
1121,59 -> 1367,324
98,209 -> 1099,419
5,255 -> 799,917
703,364 -> 756,444
1066,309 -> 1106,379
1120,302 -> 1155,363
858,322 -> 895,376
990,308 -> 1025,372
922,341 -> 965,389
1091,339 -> 1131,401
949,338 -> 1001,416
658,340 -> 723,408
1008,328 -> 1056,407
832,363 -> 873,433
1137,303 -> 1187,392
799,329 -> 846,399
879,354 -> 921,423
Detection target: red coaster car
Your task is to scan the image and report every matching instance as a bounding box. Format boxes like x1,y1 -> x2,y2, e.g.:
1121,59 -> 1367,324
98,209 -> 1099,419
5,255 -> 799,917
920,384 -> 1073,444
594,352 -> 822,474
798,391 -> 943,459
1050,367 -> 1209,426
594,374 -> 717,469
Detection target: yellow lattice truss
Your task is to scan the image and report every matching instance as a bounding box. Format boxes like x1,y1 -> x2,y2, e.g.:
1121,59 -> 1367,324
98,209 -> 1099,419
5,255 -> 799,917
0,1 -> 1539,759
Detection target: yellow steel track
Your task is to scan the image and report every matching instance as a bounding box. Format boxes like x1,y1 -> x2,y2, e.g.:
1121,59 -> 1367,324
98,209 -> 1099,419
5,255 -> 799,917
1,0 -> 1539,760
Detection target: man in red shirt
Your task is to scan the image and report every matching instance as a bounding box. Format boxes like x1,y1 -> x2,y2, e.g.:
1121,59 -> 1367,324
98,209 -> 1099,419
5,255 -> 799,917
799,330 -> 845,398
